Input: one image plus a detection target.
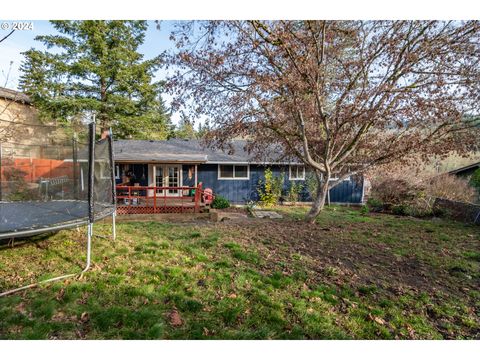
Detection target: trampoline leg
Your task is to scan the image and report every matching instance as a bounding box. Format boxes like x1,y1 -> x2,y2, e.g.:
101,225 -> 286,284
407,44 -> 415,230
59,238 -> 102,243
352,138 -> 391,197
0,223 -> 95,298
112,211 -> 116,240
83,222 -> 93,272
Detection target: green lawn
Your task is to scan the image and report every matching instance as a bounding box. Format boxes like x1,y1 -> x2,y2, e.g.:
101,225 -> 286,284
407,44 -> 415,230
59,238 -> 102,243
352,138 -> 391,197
0,206 -> 478,339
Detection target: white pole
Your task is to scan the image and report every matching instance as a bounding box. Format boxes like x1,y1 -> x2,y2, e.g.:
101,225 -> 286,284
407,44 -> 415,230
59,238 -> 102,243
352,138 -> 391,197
112,211 -> 116,240
84,223 -> 92,272
361,176 -> 366,204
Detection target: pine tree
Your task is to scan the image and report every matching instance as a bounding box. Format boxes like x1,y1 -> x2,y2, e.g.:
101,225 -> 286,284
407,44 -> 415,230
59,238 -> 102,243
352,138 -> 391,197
197,120 -> 211,139
174,117 -> 197,139
19,20 -> 168,138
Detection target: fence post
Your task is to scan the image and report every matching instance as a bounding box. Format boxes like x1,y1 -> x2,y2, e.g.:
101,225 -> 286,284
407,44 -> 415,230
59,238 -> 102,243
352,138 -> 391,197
194,183 -> 202,213
154,187 -> 156,213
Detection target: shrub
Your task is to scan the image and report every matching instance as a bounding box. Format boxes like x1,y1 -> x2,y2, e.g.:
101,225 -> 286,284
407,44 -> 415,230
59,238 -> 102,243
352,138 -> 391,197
366,198 -> 384,212
257,168 -> 284,207
372,178 -> 419,205
286,181 -> 302,203
211,195 -> 230,209
370,170 -> 477,217
470,168 -> 480,189
469,168 -> 480,202
305,172 -> 318,200
391,204 -> 411,216
360,204 -> 370,215
3,167 -> 36,201
428,174 -> 477,203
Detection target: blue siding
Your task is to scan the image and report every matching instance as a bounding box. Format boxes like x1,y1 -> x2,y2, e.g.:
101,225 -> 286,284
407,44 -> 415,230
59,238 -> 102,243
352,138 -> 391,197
195,164 -> 363,205
195,164 -> 259,204
116,163 -> 363,204
329,178 -> 363,203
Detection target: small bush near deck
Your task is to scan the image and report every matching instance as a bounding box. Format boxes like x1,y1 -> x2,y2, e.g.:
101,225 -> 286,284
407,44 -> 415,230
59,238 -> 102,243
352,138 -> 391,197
212,195 -> 230,209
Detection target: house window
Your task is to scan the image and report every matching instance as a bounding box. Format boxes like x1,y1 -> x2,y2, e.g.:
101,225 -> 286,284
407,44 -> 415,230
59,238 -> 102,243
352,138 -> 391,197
218,164 -> 250,180
289,165 -> 305,180
115,165 -> 120,179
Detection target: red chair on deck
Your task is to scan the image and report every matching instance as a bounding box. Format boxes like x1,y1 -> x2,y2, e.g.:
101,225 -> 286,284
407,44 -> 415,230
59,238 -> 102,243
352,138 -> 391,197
202,188 -> 214,205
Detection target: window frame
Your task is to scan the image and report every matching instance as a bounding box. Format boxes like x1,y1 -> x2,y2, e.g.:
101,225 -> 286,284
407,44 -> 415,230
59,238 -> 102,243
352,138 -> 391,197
289,165 -> 305,180
217,164 -> 250,180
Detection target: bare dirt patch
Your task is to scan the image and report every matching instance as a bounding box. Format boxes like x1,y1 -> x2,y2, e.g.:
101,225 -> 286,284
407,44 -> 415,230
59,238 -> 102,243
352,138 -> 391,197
212,217 -> 479,300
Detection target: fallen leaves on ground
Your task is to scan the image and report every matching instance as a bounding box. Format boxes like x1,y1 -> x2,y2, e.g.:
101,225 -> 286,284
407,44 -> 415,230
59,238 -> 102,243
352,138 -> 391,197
168,309 -> 183,327
80,312 -> 89,323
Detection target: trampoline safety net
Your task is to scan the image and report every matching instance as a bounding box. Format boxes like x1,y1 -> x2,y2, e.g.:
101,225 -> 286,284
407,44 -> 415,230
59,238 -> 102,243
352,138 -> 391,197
0,121 -> 115,239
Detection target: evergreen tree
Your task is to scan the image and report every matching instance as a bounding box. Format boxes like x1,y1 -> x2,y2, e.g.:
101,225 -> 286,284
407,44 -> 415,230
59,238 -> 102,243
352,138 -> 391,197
19,20 -> 168,138
197,120 -> 211,139
174,117 -> 197,139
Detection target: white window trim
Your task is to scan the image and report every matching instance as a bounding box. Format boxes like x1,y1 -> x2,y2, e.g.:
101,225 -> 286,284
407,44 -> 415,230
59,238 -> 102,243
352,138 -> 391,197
115,165 -> 120,179
217,164 -> 250,180
289,165 -> 305,180
329,174 -> 350,182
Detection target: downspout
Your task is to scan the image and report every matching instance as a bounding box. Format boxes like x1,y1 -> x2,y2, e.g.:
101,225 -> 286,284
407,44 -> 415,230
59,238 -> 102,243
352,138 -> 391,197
360,175 -> 365,204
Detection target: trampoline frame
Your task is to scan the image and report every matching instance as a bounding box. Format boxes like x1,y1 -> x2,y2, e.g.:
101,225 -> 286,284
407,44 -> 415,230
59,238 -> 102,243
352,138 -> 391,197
0,119 -> 117,297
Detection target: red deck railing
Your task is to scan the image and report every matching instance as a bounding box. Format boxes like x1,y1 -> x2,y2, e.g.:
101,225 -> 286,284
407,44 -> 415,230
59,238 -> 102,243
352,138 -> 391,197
115,184 -> 204,214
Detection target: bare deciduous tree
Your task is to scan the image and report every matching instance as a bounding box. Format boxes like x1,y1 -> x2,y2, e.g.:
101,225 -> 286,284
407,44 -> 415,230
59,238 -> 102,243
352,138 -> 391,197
166,21 -> 480,222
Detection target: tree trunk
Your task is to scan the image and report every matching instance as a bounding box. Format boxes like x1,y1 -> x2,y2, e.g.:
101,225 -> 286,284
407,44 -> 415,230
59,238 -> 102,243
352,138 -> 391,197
305,174 -> 329,223
99,77 -> 108,130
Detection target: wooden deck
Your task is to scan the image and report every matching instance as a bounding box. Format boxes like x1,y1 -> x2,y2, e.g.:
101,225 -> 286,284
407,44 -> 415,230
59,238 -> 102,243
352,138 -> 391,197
116,185 -> 208,214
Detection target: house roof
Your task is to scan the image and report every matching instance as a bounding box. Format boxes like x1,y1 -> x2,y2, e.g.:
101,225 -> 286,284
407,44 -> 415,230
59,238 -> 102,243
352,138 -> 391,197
448,161 -> 480,175
113,139 -> 296,164
0,87 -> 32,105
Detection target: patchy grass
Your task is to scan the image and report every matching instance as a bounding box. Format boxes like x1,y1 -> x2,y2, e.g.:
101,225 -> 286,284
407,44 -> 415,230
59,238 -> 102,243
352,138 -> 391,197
0,206 -> 478,339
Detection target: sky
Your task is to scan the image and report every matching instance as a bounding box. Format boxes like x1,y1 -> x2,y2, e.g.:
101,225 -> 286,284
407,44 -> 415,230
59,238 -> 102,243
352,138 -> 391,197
0,20 -> 174,88
0,20 -> 181,122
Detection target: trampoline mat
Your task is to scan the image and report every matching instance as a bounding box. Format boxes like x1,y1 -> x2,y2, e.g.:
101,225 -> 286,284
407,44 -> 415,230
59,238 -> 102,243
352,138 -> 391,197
0,200 -> 114,238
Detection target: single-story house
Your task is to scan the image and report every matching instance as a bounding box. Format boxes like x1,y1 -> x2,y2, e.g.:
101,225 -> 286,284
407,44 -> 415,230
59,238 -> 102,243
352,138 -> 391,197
113,139 -> 365,212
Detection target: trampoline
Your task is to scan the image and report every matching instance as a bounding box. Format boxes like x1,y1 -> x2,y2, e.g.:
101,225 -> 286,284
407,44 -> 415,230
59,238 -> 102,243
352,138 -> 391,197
0,120 -> 116,296
0,200 -> 112,237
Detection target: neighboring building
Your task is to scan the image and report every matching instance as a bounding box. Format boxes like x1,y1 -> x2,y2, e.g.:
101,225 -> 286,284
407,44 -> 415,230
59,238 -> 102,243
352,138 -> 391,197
0,87 -> 65,158
113,139 -> 365,205
1,87 -> 37,143
448,161 -> 480,179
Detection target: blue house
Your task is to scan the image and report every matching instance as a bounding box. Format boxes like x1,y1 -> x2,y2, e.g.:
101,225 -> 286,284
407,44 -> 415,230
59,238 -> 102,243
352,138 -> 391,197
113,139 -> 365,206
